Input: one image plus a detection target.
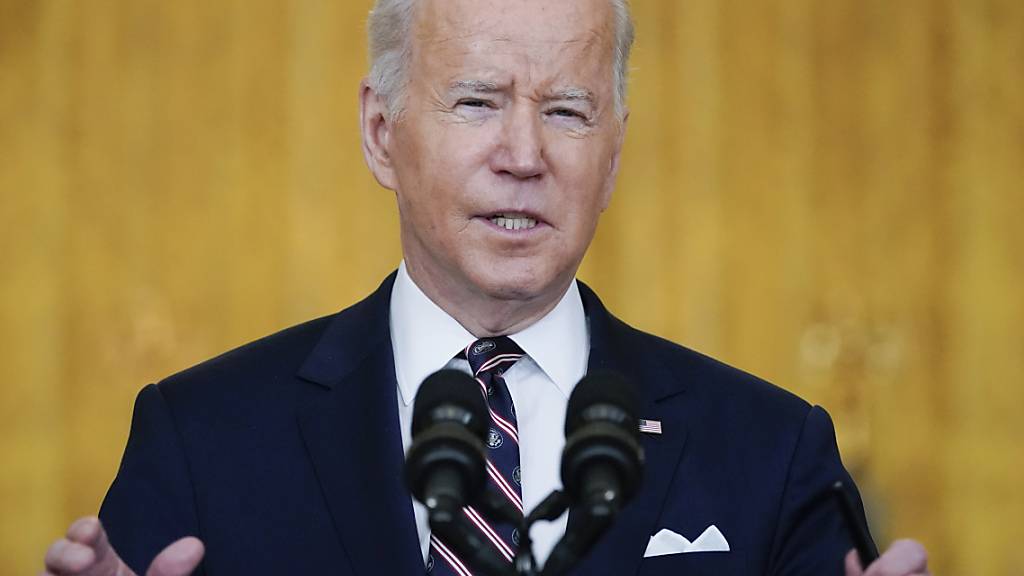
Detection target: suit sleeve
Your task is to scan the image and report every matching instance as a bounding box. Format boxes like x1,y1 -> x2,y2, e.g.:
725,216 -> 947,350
99,383 -> 205,575
766,405 -> 877,576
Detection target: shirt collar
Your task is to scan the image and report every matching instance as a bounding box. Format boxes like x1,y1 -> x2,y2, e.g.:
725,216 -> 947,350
508,280 -> 588,399
390,261 -> 588,406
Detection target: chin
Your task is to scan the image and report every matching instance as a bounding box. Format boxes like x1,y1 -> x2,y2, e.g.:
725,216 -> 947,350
469,262 -> 565,303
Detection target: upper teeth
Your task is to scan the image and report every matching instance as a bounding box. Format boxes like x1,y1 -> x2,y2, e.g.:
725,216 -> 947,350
490,214 -> 537,230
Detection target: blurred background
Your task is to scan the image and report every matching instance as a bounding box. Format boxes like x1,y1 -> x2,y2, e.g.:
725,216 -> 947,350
1,0 -> 1021,574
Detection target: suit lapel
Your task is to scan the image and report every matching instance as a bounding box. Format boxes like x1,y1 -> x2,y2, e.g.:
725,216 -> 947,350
570,283 -> 690,576
295,274 -> 425,576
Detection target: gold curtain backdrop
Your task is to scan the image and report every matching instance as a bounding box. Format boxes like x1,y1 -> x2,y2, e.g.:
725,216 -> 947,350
1,1 -> 1021,574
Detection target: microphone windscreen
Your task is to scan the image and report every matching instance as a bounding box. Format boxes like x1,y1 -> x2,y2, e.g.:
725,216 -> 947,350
565,371 -> 639,436
412,369 -> 488,437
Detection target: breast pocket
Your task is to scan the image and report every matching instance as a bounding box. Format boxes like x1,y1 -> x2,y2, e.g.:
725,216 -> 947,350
637,551 -> 746,576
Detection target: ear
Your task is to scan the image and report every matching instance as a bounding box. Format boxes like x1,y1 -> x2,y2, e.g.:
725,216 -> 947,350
600,110 -> 628,211
360,80 -> 399,191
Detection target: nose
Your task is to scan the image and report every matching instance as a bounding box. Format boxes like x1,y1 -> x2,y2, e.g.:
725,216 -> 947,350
491,103 -> 546,180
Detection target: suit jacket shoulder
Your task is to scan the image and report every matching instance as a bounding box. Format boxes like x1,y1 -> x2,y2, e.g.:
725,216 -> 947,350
156,268 -> 396,414
155,313 -> 333,424
618,314 -> 812,416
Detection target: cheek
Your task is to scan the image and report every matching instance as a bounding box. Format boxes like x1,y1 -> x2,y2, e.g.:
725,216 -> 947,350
549,146 -> 613,215
418,128 -> 495,192
393,146 -> 454,221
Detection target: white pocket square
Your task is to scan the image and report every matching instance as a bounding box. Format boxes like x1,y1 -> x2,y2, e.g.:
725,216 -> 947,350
643,525 -> 731,557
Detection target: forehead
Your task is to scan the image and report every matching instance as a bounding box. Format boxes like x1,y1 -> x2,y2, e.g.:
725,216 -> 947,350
412,0 -> 616,90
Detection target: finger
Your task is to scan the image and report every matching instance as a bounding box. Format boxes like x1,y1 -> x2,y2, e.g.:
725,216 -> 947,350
845,548 -> 865,576
44,538 -> 96,573
865,539 -> 928,576
66,517 -> 102,545
146,537 -> 205,576
64,516 -> 122,572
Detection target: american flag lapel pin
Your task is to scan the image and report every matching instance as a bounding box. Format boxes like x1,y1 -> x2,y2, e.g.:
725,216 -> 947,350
638,418 -> 663,435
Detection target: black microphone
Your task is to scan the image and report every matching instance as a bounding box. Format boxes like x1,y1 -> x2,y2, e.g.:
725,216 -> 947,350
541,371 -> 644,576
406,369 -> 516,576
406,369 -> 490,522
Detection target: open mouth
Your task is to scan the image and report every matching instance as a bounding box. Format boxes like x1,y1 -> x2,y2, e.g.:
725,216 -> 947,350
487,213 -> 539,231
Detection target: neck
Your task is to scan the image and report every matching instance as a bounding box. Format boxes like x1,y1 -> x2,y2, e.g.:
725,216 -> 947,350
403,260 -> 570,338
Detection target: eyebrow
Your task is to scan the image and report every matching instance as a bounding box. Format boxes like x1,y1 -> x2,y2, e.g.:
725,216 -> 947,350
550,87 -> 596,105
448,79 -> 502,93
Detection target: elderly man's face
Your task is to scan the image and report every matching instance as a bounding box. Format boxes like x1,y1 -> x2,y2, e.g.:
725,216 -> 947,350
369,0 -> 625,308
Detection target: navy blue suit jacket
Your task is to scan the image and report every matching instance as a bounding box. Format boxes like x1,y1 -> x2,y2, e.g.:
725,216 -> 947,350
100,273 -> 875,575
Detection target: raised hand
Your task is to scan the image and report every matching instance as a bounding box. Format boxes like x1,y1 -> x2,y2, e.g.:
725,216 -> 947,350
846,539 -> 930,576
41,517 -> 204,576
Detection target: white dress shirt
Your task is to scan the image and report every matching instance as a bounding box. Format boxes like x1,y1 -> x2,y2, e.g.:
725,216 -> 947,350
389,261 -> 590,566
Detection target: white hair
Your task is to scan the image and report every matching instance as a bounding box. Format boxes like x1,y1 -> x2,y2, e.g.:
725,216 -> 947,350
367,0 -> 635,121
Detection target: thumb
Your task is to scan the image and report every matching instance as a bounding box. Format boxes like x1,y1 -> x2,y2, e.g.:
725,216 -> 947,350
845,548 -> 865,576
145,537 -> 205,576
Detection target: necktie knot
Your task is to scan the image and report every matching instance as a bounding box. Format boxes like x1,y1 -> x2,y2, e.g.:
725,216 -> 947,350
463,336 -> 524,378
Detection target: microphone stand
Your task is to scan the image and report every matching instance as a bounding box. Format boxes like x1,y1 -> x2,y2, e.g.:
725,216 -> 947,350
516,490 -> 569,576
475,489 -> 571,576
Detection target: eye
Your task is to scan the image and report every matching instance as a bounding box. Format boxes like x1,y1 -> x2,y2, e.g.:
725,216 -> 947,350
456,98 -> 494,109
551,108 -> 583,118
544,107 -> 593,125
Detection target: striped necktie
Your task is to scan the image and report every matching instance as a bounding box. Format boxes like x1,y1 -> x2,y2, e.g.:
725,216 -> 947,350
428,336 -> 525,576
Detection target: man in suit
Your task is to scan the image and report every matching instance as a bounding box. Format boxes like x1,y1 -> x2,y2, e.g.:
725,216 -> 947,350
42,0 -> 930,575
